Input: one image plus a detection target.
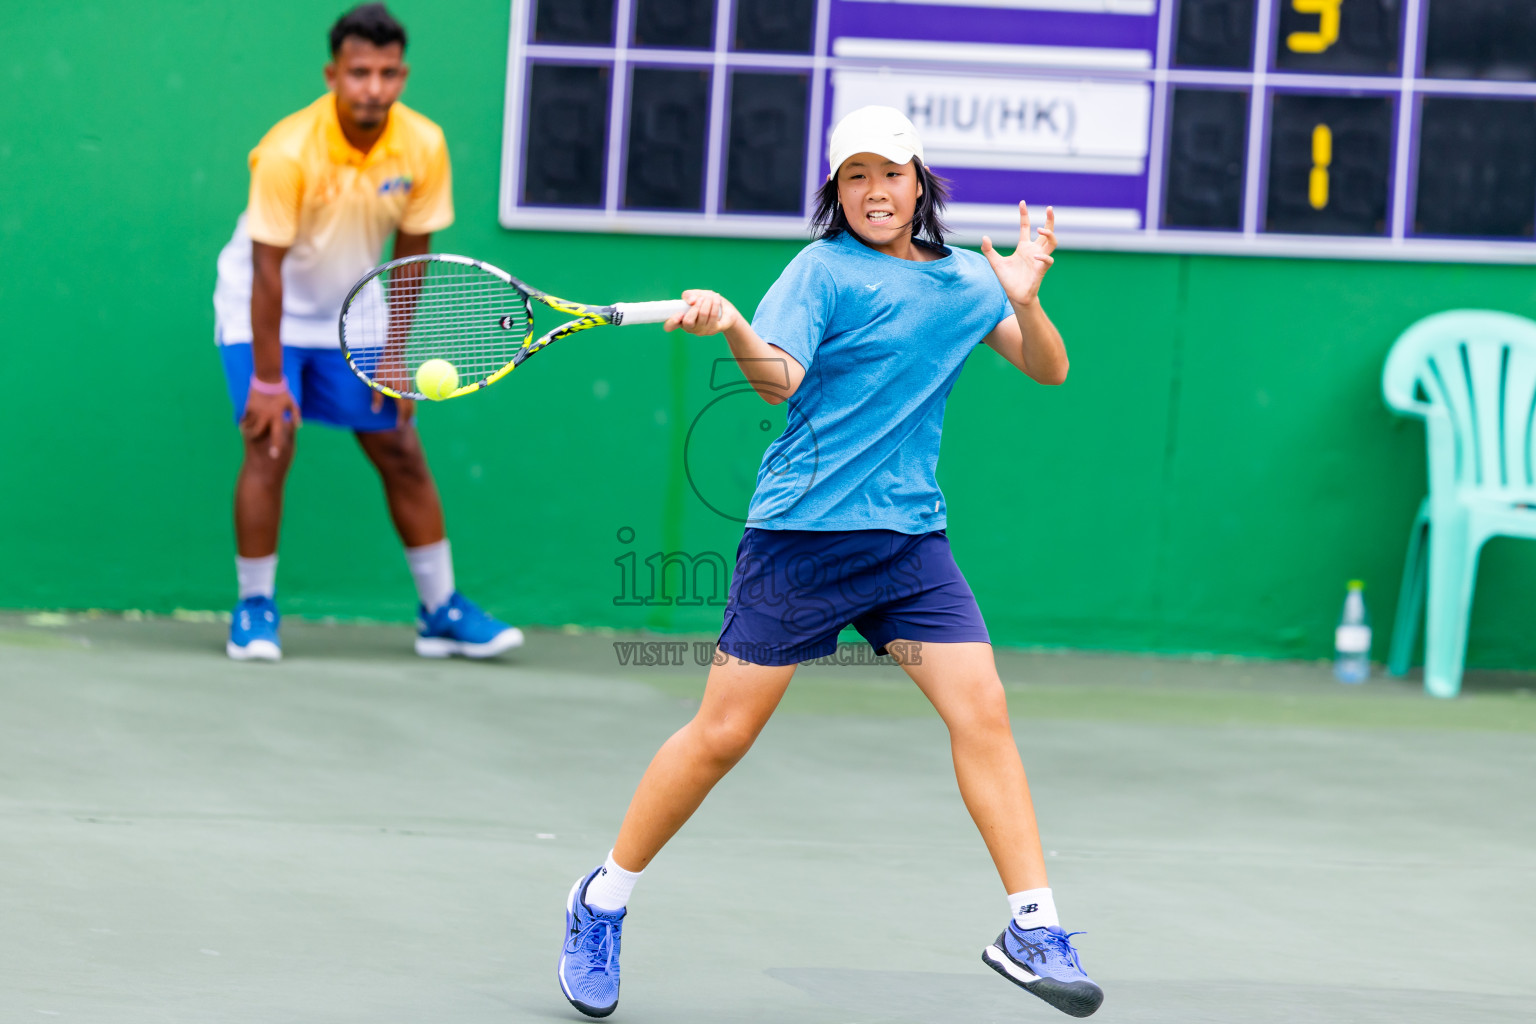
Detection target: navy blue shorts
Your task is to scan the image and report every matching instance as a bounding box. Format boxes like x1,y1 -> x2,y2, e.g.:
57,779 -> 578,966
717,528 -> 990,666
219,342 -> 401,433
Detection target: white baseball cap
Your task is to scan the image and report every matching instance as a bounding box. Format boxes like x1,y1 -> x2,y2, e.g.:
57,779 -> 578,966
827,105 -> 925,179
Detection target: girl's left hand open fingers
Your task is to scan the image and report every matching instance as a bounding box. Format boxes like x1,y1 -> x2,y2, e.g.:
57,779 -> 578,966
1038,207 -> 1057,254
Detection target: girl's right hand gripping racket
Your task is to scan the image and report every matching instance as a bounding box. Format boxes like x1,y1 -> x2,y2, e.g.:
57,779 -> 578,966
337,253 -> 689,400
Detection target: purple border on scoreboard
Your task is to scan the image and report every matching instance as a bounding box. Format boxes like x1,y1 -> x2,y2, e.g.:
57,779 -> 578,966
935,166 -> 1150,212
502,0 -> 1536,255
828,0 -> 1158,52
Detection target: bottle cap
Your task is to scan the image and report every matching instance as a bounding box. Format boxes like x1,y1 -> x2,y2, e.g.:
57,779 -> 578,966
1348,579 -> 1364,590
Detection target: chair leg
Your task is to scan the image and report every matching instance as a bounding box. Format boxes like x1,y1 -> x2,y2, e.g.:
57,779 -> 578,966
1423,515 -> 1479,699
1387,498 -> 1430,677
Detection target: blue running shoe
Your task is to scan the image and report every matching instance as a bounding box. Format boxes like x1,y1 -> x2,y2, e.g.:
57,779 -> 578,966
558,867 -> 624,1018
983,922 -> 1103,1018
227,596 -> 281,662
414,591 -> 524,659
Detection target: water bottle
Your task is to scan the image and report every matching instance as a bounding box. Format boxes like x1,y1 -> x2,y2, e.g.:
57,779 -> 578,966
1334,580 -> 1371,684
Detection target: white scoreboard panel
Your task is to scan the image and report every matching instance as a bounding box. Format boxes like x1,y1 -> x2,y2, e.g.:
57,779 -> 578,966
499,0 -> 1536,261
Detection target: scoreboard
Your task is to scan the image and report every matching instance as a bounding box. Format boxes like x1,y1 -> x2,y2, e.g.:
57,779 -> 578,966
499,0 -> 1536,261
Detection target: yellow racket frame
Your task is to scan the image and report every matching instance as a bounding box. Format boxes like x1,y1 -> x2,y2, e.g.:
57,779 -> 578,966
338,253 -> 687,401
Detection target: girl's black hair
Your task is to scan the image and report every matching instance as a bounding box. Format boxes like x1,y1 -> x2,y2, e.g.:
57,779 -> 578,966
810,157 -> 951,249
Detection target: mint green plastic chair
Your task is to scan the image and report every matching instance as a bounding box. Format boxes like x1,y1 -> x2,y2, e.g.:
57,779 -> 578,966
1382,310 -> 1536,698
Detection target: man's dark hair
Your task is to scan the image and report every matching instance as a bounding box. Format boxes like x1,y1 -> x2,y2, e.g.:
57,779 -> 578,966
810,157 -> 951,249
329,3 -> 407,55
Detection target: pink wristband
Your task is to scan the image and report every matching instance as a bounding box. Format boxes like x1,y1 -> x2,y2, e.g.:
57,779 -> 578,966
249,375 -> 290,396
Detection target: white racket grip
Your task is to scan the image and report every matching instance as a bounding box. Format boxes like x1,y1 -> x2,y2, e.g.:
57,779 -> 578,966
613,299 -> 691,325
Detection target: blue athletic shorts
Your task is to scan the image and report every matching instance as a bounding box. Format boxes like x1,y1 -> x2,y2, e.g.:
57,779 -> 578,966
218,342 -> 401,432
717,528 -> 990,666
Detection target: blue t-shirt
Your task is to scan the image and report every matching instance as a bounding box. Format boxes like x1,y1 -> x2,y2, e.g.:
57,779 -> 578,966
746,231 -> 1014,533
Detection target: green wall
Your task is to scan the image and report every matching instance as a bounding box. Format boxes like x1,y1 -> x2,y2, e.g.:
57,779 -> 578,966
4,1 -> 1535,667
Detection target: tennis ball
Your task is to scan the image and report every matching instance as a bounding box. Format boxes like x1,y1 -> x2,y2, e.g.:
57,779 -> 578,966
415,358 -> 459,401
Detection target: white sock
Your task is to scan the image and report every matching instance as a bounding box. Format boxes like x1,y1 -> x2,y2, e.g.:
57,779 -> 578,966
405,539 -> 455,613
584,851 -> 643,912
1009,887 -> 1059,931
236,554 -> 277,600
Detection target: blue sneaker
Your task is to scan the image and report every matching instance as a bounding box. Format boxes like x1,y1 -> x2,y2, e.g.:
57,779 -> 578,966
414,591 -> 524,659
983,922 -> 1103,1017
558,867 -> 624,1018
227,596 -> 281,662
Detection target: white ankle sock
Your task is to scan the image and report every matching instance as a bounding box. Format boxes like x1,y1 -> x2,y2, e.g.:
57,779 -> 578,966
1008,887 -> 1059,930
236,554 -> 277,600
405,539 -> 455,613
584,851 -> 643,912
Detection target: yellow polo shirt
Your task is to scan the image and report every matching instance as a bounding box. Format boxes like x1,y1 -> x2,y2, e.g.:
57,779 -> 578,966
213,94 -> 453,346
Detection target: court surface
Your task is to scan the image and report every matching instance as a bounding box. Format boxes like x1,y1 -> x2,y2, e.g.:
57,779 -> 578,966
3,612 -> 1534,1023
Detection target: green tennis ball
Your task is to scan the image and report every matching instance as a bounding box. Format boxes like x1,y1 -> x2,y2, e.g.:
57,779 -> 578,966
415,359 -> 459,401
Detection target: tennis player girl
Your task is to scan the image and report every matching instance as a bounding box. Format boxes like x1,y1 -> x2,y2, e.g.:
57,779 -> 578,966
558,106 -> 1102,1019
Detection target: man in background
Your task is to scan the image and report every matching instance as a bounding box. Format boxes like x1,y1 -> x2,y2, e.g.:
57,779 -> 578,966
212,3 -> 521,661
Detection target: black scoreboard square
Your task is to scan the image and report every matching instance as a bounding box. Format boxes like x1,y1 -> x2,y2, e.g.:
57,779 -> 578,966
633,0 -> 715,50
734,0 -> 816,54
1415,98 -> 1536,238
1173,0 -> 1256,69
1164,88 -> 1249,229
624,68 -> 711,211
523,64 -> 611,208
534,0 -> 616,45
726,73 -> 810,213
1274,0 -> 1399,75
1423,0 -> 1536,82
1265,93 -> 1392,235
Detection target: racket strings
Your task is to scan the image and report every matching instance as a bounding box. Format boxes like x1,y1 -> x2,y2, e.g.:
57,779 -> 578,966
342,262 -> 534,393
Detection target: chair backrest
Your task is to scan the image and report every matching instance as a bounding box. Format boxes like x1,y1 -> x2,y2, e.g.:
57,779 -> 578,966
1382,310 -> 1536,502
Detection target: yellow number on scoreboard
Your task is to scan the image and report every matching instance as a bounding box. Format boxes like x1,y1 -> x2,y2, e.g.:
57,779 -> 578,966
1310,123 -> 1332,210
1288,0 -> 1342,54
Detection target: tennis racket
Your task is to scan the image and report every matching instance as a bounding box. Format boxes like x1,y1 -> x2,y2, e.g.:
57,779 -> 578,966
337,253 -> 690,400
